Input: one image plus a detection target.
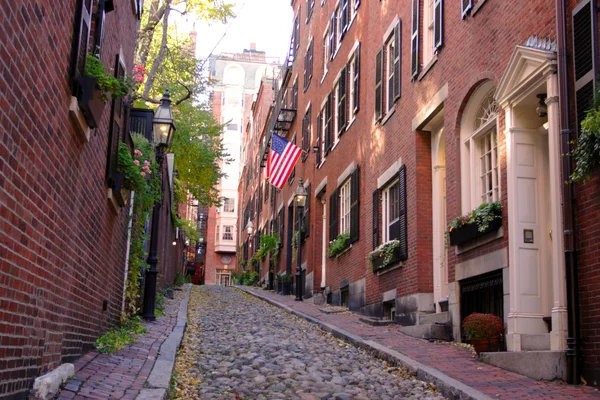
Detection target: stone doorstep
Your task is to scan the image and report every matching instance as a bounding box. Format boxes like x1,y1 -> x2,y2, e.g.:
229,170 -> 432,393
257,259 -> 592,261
480,350 -> 566,381
358,317 -> 396,326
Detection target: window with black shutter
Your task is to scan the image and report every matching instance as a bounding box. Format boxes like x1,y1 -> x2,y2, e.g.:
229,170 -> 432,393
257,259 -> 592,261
303,184 -> 311,240
329,188 -> 339,241
302,106 -> 311,162
70,0 -> 93,87
375,48 -> 383,121
306,0 -> 314,23
316,111 -> 322,165
398,165 -> 408,261
573,0 -> 598,127
325,92 -> 333,154
349,167 -> 360,244
329,11 -> 337,60
340,0 -> 349,39
295,10 -> 301,57
393,21 -> 402,101
292,79 -> 299,110
352,44 -> 360,115
105,54 -> 127,203
308,39 -> 314,86
278,209 -> 284,248
258,182 -> 263,215
433,0 -> 443,51
337,67 -> 347,135
461,0 -> 472,19
372,190 -> 379,250
411,0 -> 420,79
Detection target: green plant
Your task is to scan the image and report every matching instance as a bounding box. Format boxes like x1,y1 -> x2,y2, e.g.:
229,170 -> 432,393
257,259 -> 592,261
155,290 -> 166,317
462,313 -> 504,340
174,272 -> 185,287
368,239 -> 400,267
256,234 -> 280,262
94,317 -> 147,353
570,94 -> 600,183
447,201 -> 502,234
243,271 -> 259,286
279,273 -> 294,283
85,54 -> 136,101
239,259 -> 247,268
328,232 -> 351,258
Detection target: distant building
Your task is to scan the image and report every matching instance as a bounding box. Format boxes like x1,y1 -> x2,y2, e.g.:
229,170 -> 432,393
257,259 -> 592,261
205,45 -> 280,285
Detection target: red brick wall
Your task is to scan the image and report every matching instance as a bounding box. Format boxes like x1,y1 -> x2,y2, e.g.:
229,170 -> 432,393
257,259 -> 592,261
0,0 -> 139,397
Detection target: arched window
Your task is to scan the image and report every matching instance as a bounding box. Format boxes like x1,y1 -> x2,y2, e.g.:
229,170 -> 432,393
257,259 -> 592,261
460,81 -> 500,213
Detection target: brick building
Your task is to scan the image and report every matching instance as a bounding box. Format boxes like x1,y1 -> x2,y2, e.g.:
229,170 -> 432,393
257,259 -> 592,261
205,46 -> 280,285
0,1 -> 182,397
239,0 -> 600,386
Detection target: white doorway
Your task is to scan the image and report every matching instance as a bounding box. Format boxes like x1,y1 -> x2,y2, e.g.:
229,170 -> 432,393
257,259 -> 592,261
432,126 -> 448,312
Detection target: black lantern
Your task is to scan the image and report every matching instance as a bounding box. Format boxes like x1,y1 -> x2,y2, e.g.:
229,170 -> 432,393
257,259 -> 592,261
143,89 -> 176,321
294,177 -> 307,301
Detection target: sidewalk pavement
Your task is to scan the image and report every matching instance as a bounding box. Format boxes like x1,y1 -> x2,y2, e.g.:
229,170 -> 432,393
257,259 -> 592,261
56,284 -> 191,400
239,286 -> 600,400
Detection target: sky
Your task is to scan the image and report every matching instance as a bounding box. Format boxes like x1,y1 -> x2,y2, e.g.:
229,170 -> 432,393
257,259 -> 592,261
191,0 -> 294,63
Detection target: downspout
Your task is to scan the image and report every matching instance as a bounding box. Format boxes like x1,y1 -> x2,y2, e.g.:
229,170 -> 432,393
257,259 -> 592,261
555,0 -> 581,384
121,191 -> 136,316
321,197 -> 327,289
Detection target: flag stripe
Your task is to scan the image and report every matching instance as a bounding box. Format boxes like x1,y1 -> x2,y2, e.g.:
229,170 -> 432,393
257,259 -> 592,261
273,146 -> 301,188
267,134 -> 303,189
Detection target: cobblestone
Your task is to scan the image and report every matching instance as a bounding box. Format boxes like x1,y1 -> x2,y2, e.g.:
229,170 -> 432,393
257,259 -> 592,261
172,286 -> 446,399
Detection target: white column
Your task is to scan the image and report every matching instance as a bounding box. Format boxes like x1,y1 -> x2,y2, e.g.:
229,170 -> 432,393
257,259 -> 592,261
321,197 -> 327,289
546,73 -> 568,351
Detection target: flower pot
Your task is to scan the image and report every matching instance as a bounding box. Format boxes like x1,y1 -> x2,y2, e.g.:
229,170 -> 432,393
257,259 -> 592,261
449,218 -> 502,247
371,246 -> 402,273
77,75 -> 106,128
467,337 -> 501,355
281,282 -> 292,296
276,280 -> 282,294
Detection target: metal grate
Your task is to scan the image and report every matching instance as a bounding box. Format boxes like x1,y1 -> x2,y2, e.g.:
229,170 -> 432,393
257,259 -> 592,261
460,269 -> 504,333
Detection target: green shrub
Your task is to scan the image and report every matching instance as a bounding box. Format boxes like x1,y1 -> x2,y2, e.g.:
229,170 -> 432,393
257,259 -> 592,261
94,317 -> 147,354
328,232 -> 351,258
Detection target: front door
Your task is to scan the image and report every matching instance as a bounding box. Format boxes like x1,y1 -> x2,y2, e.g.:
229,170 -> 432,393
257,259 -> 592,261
432,127 -> 448,311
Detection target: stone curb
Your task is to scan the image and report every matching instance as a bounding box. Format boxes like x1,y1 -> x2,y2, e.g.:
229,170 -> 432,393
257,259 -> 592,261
136,284 -> 192,400
237,287 -> 493,400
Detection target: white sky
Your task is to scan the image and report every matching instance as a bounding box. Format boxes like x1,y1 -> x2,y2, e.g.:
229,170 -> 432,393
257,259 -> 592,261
190,0 -> 294,63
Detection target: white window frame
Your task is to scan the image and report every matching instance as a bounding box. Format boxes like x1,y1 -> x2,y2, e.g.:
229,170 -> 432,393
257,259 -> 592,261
385,34 -> 396,114
223,198 -> 235,213
333,78 -> 340,143
347,42 -> 360,124
382,179 -> 400,243
320,96 -> 328,163
465,118 -> 499,206
323,25 -> 330,80
423,0 -> 435,66
223,225 -> 234,241
335,2 -> 342,52
339,179 -> 352,233
349,0 -> 359,22
216,225 -> 220,242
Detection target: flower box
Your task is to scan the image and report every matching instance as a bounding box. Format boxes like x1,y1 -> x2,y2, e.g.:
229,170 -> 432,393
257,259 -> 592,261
77,75 -> 106,129
371,246 -> 402,273
449,217 -> 502,247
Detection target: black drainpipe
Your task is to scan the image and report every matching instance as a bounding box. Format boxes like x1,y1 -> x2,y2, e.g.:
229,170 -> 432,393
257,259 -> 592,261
555,0 -> 581,385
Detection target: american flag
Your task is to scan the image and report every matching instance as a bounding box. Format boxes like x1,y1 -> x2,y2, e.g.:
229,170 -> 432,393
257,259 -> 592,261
267,134 -> 302,189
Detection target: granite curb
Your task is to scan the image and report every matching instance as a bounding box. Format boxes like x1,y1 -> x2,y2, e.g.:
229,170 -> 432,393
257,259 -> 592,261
237,286 -> 493,400
136,283 -> 192,400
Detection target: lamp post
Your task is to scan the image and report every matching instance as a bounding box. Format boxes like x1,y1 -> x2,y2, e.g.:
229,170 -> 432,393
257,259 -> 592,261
142,90 -> 176,321
294,177 -> 307,302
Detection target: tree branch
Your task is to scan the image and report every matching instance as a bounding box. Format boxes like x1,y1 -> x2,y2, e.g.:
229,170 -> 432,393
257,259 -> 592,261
143,1 -> 172,99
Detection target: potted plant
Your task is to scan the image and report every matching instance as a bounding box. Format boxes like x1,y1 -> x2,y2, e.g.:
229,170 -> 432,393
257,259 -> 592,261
369,239 -> 401,272
447,201 -> 502,246
328,232 -> 351,258
275,272 -> 283,294
462,312 -> 504,355
280,273 -> 294,295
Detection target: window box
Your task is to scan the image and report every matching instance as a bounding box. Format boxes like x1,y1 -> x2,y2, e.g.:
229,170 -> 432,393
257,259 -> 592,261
76,75 -> 106,129
449,217 -> 502,247
111,171 -> 130,207
371,245 -> 402,273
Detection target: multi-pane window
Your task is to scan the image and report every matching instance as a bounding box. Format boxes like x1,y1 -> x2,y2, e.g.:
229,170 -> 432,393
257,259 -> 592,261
304,39 -> 314,91
411,0 -> 443,78
376,22 -> 401,120
382,180 -> 400,243
323,26 -> 330,77
479,130 -> 499,203
223,198 -> 235,213
339,179 -> 352,233
306,0 -> 314,23
223,226 -> 234,241
302,106 -> 311,162
386,35 -> 396,113
336,67 -> 347,137
350,0 -> 360,21
348,44 -> 360,119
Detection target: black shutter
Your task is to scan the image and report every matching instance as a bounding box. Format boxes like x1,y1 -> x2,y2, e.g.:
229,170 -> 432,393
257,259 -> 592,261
293,80 -> 299,110
325,92 -> 333,154
329,188 -> 339,241
461,0 -> 472,19
278,209 -> 284,247
573,0 -> 598,127
341,0 -> 349,38
372,190 -> 379,250
349,167 -> 360,244
295,11 -> 301,57
411,0 -> 420,79
304,184 -> 311,239
433,0 -> 443,50
355,0 -> 361,10
316,111 -> 322,165
302,110 -> 308,161
338,67 -> 347,134
398,165 -> 408,261
353,44 -> 360,114
106,55 -> 125,190
393,21 -> 402,101
330,11 -> 336,60
304,50 -> 308,91
308,39 -> 313,81
70,0 -> 93,85
375,48 -> 383,121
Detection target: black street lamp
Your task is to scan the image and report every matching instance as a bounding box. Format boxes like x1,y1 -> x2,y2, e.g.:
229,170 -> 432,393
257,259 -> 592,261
142,90 -> 176,321
294,177 -> 307,302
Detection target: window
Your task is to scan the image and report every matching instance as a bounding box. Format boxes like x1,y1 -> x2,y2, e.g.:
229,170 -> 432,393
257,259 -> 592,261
306,0 -> 315,23
376,22 -> 401,120
320,92 -> 333,157
336,67 -> 347,137
410,0 -> 420,78
304,38 -> 314,91
372,166 -> 408,260
223,198 -> 235,212
323,26 -> 330,77
413,0 -> 443,77
348,44 -> 360,120
350,0 -> 361,21
573,0 -> 598,127
461,0 -> 473,18
223,226 -> 234,241
340,0 -> 349,40
294,9 -> 301,58
461,82 -> 500,211
339,179 -> 352,234
292,78 -> 299,110
216,225 -> 220,242
329,7 -> 339,58
302,105 -> 311,162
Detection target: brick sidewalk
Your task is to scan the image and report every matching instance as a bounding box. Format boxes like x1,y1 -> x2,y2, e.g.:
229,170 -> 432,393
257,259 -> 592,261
56,287 -> 188,400
242,287 -> 600,400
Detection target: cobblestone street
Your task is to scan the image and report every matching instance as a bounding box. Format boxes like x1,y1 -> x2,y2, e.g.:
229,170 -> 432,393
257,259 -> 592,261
172,286 -> 446,400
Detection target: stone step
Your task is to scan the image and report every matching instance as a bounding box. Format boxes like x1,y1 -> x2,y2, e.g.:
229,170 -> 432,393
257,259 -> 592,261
418,311 -> 450,326
481,351 -> 566,381
401,324 -> 452,341
521,334 -> 551,351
